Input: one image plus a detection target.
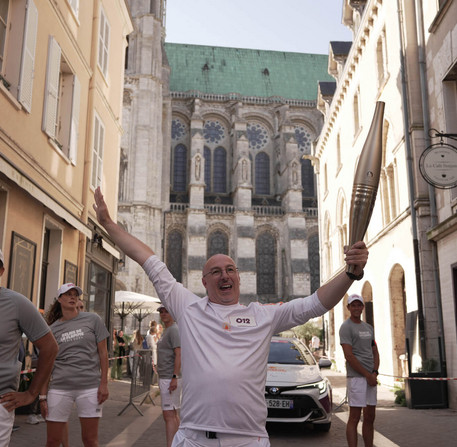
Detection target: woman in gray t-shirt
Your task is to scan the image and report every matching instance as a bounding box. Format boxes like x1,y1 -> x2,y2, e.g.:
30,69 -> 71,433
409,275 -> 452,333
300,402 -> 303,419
40,283 -> 109,447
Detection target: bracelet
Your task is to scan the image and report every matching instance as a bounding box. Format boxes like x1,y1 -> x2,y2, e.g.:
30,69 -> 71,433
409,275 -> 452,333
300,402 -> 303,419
346,270 -> 364,281
172,374 -> 177,379
372,369 -> 379,375
38,395 -> 47,401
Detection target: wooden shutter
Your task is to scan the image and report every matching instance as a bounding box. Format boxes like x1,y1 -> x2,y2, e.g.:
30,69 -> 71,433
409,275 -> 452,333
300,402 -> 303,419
42,36 -> 61,138
68,75 -> 80,164
18,0 -> 38,112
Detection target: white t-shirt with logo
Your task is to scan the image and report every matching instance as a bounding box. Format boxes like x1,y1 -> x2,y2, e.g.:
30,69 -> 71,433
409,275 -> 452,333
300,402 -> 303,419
49,312 -> 109,390
143,255 -> 327,438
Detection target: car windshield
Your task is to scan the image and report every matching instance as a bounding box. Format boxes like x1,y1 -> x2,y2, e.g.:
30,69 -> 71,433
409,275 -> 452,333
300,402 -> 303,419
268,339 -> 315,365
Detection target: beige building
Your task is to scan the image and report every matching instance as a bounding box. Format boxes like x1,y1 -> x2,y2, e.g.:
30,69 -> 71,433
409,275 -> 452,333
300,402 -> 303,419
0,0 -> 132,327
315,0 -> 455,408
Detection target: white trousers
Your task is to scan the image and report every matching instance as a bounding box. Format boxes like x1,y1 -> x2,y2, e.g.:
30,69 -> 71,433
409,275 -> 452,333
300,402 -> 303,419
172,428 -> 270,447
0,403 -> 15,447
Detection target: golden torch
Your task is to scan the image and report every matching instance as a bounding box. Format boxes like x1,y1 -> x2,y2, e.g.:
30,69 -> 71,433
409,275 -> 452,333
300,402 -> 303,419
347,101 -> 385,279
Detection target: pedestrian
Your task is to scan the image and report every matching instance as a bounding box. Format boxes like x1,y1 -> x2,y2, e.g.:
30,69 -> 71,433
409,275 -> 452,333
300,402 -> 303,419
339,293 -> 380,447
41,283 -> 110,447
116,330 -> 126,378
0,249 -> 58,445
157,305 -> 181,447
129,329 -> 144,379
93,187 -> 368,447
76,299 -> 85,312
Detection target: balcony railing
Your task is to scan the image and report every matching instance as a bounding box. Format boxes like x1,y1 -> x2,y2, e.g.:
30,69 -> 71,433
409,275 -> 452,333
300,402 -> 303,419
168,202 -> 318,218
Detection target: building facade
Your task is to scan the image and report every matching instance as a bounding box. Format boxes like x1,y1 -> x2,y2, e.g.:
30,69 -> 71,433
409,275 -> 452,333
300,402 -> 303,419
117,0 -> 332,305
315,0 -> 455,408
0,0 -> 132,328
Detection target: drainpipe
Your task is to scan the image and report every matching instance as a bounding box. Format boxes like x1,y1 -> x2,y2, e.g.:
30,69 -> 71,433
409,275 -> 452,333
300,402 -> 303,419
396,0 -> 426,359
414,0 -> 446,373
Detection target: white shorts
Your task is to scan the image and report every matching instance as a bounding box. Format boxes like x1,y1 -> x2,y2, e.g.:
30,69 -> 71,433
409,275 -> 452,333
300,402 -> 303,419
47,387 -> 103,422
347,377 -> 377,407
0,403 -> 15,445
159,378 -> 181,411
172,428 -> 270,447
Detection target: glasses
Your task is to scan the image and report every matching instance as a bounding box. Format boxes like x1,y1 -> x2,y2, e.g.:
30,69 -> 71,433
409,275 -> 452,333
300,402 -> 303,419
203,266 -> 239,278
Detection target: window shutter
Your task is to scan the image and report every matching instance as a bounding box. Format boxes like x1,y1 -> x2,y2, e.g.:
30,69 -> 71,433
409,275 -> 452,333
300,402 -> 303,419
18,0 -> 38,112
42,36 -> 61,138
68,75 -> 80,164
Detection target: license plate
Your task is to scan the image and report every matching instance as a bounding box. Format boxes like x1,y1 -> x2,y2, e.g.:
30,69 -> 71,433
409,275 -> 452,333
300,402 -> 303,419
266,399 -> 293,409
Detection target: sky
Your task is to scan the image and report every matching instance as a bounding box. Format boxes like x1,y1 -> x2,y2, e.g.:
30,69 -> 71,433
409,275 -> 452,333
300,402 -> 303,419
165,0 -> 353,55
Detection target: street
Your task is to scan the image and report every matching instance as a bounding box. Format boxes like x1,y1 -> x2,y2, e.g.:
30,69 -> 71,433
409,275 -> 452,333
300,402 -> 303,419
9,370 -> 456,446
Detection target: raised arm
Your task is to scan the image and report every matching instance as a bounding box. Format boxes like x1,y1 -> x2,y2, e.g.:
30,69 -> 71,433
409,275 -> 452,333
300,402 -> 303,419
316,241 -> 368,310
93,187 -> 154,265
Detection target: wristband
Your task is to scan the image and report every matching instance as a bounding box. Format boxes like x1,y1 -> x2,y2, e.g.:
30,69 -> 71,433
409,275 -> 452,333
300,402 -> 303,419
372,369 -> 379,375
38,395 -> 47,401
172,374 -> 177,379
346,270 -> 364,281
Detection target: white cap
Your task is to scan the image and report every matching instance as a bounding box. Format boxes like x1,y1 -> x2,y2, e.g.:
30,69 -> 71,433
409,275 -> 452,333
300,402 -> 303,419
348,293 -> 364,305
0,249 -> 4,265
57,283 -> 83,297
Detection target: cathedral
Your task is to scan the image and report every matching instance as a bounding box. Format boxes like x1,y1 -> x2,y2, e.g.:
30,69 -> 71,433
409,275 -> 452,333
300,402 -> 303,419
118,0 -> 332,303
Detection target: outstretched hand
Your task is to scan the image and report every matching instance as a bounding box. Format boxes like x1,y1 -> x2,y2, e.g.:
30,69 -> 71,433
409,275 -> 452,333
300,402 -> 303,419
344,241 -> 368,276
93,187 -> 113,228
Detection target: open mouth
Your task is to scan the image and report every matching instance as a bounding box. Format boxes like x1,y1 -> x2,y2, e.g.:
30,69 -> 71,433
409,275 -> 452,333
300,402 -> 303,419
219,284 -> 232,291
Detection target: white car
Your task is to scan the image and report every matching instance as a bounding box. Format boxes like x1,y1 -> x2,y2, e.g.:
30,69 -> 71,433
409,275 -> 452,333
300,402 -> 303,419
265,336 -> 333,432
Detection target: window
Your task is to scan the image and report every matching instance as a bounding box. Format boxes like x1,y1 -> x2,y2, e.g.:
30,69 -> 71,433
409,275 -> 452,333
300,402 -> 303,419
166,231 -> 183,282
98,7 -> 110,77
207,230 -> 228,258
67,0 -> 79,17
301,159 -> 315,198
256,232 -> 276,297
43,36 -> 80,162
353,90 -> 361,135
376,29 -> 388,88
91,114 -> 104,189
173,144 -> 187,192
255,152 -> 270,195
213,147 -> 227,193
0,0 -> 38,112
88,262 -> 111,325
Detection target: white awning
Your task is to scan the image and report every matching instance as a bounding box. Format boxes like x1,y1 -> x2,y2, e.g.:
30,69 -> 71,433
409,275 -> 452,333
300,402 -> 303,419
115,290 -> 161,306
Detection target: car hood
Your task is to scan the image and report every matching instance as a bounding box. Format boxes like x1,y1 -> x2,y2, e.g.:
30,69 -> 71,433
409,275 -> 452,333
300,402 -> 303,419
266,363 -> 323,385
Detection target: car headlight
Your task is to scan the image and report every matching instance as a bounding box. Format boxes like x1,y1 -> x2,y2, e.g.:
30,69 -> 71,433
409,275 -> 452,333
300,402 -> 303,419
297,379 -> 327,395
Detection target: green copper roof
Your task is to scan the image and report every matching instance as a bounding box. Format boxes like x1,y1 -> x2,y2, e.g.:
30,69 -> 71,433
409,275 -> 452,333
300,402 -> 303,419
164,43 -> 332,101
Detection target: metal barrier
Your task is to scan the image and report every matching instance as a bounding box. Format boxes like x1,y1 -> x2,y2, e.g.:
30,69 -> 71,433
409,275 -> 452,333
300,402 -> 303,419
118,350 -> 155,416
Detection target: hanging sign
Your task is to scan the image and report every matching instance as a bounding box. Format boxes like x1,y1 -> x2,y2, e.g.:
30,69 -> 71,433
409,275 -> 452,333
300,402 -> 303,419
419,142 -> 457,189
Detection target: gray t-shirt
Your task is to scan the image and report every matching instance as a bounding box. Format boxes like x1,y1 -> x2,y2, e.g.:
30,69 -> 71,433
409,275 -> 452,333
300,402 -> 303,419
0,287 -> 51,395
339,318 -> 375,377
49,312 -> 109,390
157,323 -> 180,378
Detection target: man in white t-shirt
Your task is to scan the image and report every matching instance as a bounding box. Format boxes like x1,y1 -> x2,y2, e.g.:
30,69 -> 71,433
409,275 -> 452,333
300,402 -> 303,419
0,249 -> 58,445
94,188 -> 369,447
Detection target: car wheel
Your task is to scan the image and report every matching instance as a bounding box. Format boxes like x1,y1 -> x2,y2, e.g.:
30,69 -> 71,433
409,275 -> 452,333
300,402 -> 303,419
313,422 -> 331,432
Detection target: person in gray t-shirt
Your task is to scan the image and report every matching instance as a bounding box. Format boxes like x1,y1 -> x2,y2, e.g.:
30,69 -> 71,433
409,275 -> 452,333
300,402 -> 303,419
339,293 -> 380,447
157,305 -> 181,447
40,283 -> 109,447
0,249 -> 58,445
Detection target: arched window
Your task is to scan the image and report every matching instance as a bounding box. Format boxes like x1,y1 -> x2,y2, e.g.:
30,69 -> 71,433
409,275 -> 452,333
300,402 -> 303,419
173,144 -> 187,192
207,230 -> 228,258
166,231 -> 183,282
301,159 -> 315,198
255,152 -> 270,195
213,147 -> 227,193
204,146 -> 211,192
256,232 -> 276,297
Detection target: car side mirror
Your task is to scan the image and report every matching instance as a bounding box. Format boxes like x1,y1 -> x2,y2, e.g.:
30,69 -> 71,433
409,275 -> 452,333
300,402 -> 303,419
318,358 -> 332,369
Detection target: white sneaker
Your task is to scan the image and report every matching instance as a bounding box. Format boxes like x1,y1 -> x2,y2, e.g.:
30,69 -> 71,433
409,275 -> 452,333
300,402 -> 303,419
36,414 -> 45,423
26,414 -> 40,425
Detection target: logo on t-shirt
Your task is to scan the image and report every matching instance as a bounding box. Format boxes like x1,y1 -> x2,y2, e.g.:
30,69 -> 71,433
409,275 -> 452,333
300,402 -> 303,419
358,330 -> 372,339
229,316 -> 257,327
60,329 -> 84,343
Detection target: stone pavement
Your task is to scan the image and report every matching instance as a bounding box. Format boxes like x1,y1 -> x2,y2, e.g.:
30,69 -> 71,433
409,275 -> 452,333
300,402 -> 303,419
9,371 -> 457,446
